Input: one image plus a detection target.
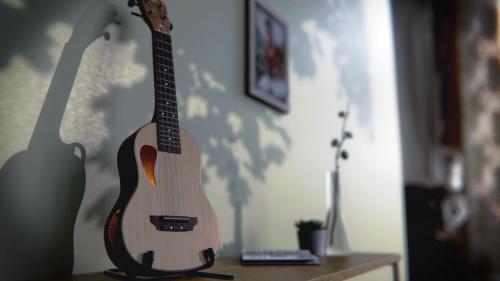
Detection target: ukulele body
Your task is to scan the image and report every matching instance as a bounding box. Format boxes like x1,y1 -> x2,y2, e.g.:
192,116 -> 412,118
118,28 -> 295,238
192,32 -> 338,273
105,123 -> 220,274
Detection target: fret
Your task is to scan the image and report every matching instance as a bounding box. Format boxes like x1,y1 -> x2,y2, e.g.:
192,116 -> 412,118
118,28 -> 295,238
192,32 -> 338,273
156,55 -> 173,64
155,53 -> 174,61
156,77 -> 175,83
158,112 -> 178,118
158,134 -> 180,140
158,132 -> 179,139
156,88 -> 177,95
156,66 -> 174,74
157,88 -> 176,95
157,120 -> 180,128
158,146 -> 181,154
155,43 -> 172,51
159,136 -> 181,142
155,50 -> 172,58
157,91 -> 176,99
157,74 -> 175,81
158,127 -> 179,133
157,96 -> 177,104
157,84 -> 175,91
159,139 -> 181,145
158,144 -> 181,150
157,82 -> 176,90
158,142 -> 181,148
158,118 -> 179,124
156,68 -> 174,74
157,104 -> 176,112
155,46 -> 172,53
157,80 -> 175,88
157,123 -> 179,130
156,71 -> 175,78
155,36 -> 172,45
156,62 -> 173,70
158,139 -> 181,145
158,127 -> 180,132
158,105 -> 178,112
158,131 -> 180,139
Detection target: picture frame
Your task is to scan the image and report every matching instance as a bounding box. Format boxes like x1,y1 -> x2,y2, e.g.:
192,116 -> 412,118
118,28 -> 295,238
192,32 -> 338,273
246,0 -> 289,113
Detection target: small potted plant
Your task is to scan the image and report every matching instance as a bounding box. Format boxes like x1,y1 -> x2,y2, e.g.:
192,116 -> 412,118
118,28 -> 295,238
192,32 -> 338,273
295,220 -> 327,256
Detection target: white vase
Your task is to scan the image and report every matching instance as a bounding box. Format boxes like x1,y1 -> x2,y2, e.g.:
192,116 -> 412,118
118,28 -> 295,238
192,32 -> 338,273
325,170 -> 351,255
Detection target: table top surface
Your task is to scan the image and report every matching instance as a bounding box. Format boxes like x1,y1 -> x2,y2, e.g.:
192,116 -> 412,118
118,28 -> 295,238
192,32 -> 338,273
42,253 -> 400,281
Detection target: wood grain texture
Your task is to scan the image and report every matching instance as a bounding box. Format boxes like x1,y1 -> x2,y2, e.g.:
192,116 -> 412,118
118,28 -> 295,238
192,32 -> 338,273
35,253 -> 401,281
121,123 -> 220,271
139,0 -> 172,34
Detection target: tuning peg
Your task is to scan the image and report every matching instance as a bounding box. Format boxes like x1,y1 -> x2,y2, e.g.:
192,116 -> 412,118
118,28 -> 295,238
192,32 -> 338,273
128,0 -> 137,7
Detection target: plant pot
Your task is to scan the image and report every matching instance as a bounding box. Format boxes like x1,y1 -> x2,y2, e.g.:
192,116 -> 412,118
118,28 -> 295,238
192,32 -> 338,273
297,229 -> 327,256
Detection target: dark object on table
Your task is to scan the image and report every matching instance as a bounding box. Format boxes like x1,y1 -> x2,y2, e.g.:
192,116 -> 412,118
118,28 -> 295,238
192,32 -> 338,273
240,249 -> 319,265
296,220 -> 327,256
405,185 -> 471,281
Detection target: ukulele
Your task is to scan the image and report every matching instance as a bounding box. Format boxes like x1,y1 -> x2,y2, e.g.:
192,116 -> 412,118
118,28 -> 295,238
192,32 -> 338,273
104,0 -> 220,274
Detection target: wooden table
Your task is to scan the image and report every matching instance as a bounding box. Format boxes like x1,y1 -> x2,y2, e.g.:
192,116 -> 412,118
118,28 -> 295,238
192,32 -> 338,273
42,253 -> 401,281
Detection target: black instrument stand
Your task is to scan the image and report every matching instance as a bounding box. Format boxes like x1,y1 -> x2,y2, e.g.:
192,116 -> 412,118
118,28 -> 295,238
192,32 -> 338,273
104,248 -> 234,280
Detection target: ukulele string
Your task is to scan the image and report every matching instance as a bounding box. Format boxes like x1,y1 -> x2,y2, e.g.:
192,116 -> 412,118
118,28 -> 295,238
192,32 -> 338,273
167,33 -> 183,217
154,39 -> 164,217
159,33 -> 170,216
161,32 -> 173,216
166,34 -> 176,216
172,54 -> 185,217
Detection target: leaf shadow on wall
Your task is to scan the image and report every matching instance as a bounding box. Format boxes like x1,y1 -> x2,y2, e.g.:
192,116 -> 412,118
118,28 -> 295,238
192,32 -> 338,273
0,1 -> 116,280
186,0 -> 374,252
178,62 -> 291,256
286,0 -> 373,133
71,0 -> 372,262
81,24 -> 158,228
84,0 -> 292,258
167,0 -> 297,255
0,0 -> 87,72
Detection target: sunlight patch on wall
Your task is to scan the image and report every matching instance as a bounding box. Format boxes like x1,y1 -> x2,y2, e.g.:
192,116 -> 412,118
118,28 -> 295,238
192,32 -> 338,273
0,56 -> 50,163
0,23 -> 71,164
186,95 -> 208,119
188,62 -> 202,90
47,23 -> 73,54
227,113 -> 242,135
0,0 -> 25,10
297,20 -> 343,95
60,24 -> 147,149
202,71 -> 226,92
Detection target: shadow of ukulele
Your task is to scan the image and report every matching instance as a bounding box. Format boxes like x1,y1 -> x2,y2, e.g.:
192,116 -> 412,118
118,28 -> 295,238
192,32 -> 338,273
0,1 -> 116,280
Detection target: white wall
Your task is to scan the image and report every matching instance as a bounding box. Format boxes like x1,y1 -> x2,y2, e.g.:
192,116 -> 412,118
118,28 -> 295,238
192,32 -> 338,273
0,0 -> 405,280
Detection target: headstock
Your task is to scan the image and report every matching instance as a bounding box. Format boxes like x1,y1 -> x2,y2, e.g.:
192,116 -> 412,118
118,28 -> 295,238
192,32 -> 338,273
128,0 -> 172,34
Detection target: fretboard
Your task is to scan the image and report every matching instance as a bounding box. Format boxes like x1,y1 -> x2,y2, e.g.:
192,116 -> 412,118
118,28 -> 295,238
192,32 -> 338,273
153,31 -> 181,154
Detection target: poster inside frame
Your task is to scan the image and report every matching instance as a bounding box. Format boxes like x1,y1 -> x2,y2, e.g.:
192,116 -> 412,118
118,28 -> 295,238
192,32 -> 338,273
246,0 -> 289,113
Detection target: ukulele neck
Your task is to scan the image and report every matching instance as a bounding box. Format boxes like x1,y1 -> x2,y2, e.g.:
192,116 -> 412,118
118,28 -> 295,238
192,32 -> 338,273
152,31 -> 181,154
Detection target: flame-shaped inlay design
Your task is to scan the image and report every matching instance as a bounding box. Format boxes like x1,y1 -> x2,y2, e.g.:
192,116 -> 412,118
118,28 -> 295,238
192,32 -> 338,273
140,145 -> 157,187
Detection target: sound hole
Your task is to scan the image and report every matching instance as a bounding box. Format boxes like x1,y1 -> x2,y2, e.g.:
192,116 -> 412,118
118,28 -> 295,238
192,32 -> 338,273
140,145 -> 157,187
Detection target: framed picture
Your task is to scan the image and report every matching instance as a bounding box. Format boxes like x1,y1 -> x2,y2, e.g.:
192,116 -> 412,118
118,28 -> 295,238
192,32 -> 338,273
246,0 -> 289,113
